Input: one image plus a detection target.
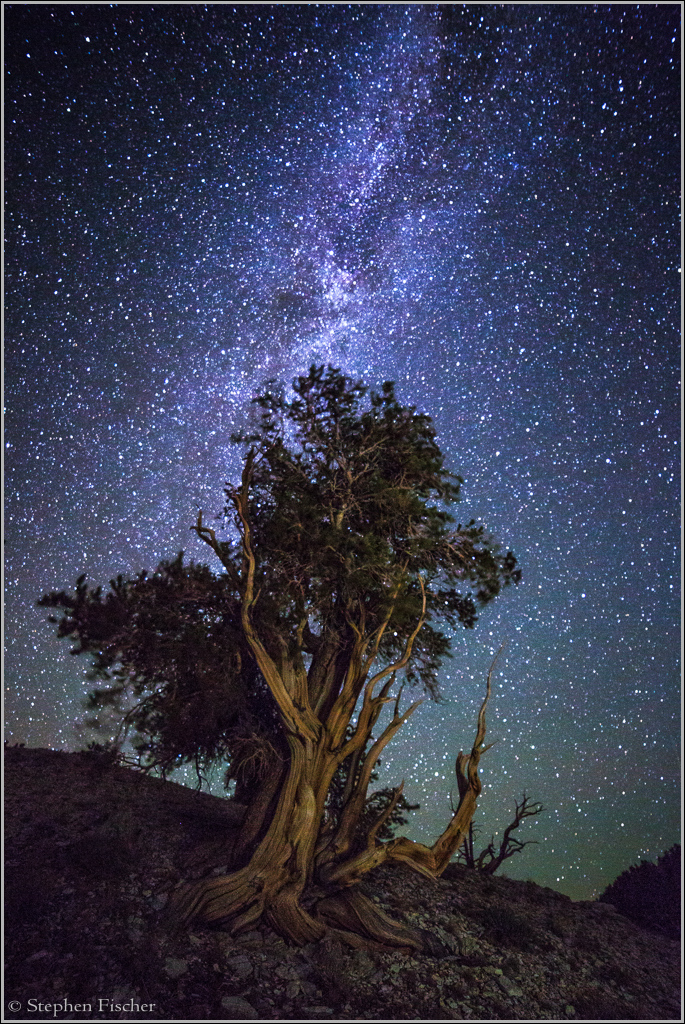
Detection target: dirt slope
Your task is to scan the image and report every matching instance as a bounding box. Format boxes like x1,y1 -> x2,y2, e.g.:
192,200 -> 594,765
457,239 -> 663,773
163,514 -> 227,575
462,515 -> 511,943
4,746 -> 681,1021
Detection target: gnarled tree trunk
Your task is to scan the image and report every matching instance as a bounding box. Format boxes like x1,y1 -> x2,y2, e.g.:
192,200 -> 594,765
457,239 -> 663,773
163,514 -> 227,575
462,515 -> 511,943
168,654 -> 498,950
167,480 -> 502,950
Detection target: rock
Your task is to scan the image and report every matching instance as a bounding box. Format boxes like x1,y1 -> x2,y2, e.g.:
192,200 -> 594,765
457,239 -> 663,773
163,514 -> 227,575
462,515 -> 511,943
220,995 -> 260,1019
418,926 -> 451,957
577,901 -> 618,917
348,948 -> 375,977
497,974 -> 524,998
299,978 -> 319,999
163,957 -> 188,978
225,954 -> 253,981
457,933 -> 480,955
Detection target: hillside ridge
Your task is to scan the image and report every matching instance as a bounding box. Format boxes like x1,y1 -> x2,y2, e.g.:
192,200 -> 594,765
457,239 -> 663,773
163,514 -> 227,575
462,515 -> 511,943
5,745 -> 681,1021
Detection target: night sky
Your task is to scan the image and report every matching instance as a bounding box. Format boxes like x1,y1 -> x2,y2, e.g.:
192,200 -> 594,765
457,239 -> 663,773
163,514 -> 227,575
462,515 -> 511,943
5,4 -> 680,901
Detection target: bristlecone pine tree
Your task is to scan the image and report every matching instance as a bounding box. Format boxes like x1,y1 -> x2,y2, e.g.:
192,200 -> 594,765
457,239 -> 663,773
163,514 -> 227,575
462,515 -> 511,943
40,366 -> 521,950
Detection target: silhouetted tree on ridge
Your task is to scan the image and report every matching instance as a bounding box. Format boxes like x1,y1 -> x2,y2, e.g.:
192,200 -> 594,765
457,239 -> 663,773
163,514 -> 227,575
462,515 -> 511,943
599,844 -> 680,940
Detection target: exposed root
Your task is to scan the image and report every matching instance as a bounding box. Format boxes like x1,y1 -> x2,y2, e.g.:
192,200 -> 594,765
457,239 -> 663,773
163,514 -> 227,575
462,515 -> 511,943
166,867 -> 264,931
316,888 -> 425,951
265,886 -> 326,945
324,926 -> 414,953
167,869 -> 324,945
168,871 -> 437,952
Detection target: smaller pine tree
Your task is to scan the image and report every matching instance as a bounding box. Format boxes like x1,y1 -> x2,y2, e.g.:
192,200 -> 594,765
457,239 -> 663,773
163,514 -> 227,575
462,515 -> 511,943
598,844 -> 680,940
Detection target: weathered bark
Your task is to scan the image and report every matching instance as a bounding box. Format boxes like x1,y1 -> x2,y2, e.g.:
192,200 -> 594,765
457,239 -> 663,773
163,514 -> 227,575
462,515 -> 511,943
168,658 -> 496,947
316,889 -> 425,951
228,759 -> 286,868
170,733 -> 327,943
316,649 -> 497,891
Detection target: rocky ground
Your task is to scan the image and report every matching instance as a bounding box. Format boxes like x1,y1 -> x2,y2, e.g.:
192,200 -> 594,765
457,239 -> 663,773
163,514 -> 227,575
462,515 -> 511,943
4,746 -> 681,1021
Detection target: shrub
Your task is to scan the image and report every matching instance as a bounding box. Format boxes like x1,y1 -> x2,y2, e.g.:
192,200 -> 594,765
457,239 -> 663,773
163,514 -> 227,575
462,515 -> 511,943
479,904 -> 539,950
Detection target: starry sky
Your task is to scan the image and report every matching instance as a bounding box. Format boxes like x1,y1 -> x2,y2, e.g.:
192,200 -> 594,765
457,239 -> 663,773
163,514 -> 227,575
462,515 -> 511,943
5,3 -> 680,901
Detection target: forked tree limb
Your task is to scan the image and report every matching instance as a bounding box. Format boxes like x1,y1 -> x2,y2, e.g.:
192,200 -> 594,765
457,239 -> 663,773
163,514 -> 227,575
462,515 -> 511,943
322,645 -> 504,887
363,575 -> 427,695
475,792 -> 543,873
317,681 -> 425,877
332,577 -> 427,766
204,452 -> 321,743
359,567 -> 409,676
329,570 -> 409,735
367,781 -> 404,845
331,690 -> 424,858
191,510 -> 241,590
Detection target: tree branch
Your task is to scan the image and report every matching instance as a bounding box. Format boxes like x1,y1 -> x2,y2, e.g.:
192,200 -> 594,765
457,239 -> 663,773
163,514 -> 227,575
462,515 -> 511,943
322,645 -> 504,886
367,781 -> 404,845
363,575 -> 427,694
191,511 -> 242,591
224,452 -> 320,742
474,792 -> 544,874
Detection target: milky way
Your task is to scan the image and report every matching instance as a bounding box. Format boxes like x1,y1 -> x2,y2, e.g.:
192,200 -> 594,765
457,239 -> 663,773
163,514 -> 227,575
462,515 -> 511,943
5,4 -> 680,899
